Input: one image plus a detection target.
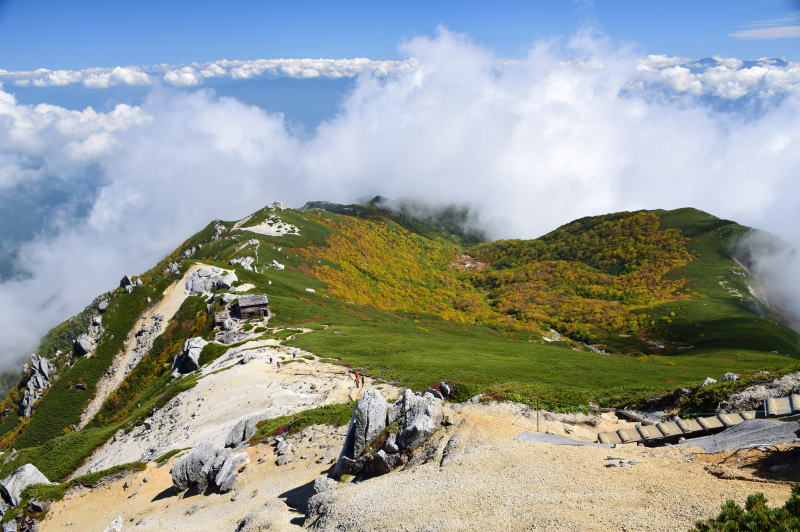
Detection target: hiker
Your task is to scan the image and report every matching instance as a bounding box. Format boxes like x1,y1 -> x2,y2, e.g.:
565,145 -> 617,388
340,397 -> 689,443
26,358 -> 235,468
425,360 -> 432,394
360,373 -> 366,388
353,371 -> 361,388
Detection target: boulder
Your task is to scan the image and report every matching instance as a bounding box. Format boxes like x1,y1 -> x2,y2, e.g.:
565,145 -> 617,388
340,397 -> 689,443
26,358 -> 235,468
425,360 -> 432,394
396,392 -> 443,452
0,464 -> 53,507
215,272 -> 238,290
722,372 -> 739,381
214,452 -> 250,493
172,337 -> 208,374
98,299 -> 109,312
73,335 -> 93,357
197,268 -> 212,278
225,415 -> 269,448
701,377 -> 717,388
28,498 -> 52,513
217,331 -> 248,345
312,475 -> 337,495
120,275 -> 133,287
222,318 -> 237,331
352,389 -> 388,457
1,521 -> 16,532
171,442 -> 230,493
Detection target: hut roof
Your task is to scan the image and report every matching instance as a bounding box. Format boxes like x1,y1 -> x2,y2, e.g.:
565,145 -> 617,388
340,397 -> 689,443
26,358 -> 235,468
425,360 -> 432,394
237,294 -> 269,307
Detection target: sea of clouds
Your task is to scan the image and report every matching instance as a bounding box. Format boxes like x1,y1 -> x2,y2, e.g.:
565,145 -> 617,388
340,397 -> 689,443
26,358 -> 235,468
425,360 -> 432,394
0,28 -> 798,365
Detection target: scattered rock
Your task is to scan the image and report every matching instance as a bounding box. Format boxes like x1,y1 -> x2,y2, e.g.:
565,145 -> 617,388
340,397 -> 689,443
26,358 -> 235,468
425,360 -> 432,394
98,299 -> 109,312
604,459 -> 642,468
1,520 -> 17,532
0,464 -> 54,507
103,516 -> 123,532
722,372 -> 739,381
120,275 -> 133,288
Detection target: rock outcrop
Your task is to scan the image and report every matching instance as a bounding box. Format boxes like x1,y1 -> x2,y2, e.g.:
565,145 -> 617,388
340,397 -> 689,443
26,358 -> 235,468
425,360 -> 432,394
171,442 -> 248,494
0,464 -> 53,507
332,389 -> 444,479
172,337 -> 208,374
720,371 -> 800,412
186,268 -> 239,295
18,354 -> 52,418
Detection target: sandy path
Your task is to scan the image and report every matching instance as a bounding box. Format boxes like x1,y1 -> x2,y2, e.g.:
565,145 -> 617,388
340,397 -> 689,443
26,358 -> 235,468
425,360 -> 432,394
73,349 -> 388,476
77,264 -> 214,430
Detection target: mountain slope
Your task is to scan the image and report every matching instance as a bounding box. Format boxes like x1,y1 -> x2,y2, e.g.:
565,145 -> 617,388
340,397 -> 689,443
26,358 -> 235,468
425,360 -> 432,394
0,201 -> 797,488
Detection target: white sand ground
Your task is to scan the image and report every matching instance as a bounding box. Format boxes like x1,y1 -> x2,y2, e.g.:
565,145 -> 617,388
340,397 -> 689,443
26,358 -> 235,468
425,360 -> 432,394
43,394 -> 796,532
72,347 -> 388,476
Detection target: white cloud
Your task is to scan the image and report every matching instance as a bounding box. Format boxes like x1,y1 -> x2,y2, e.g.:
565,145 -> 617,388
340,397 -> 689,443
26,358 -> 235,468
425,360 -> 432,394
163,67 -> 202,86
634,55 -> 800,99
1,29 -> 799,365
0,58 -> 413,89
730,26 -> 800,39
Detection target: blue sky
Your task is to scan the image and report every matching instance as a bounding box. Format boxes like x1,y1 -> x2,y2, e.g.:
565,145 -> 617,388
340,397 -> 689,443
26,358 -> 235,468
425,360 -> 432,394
1,0 -> 799,71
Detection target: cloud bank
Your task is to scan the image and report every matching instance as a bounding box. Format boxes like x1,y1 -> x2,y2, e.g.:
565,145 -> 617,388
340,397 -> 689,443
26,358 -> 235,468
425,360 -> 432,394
1,29 -> 799,365
0,58 -> 415,89
1,53 -> 799,103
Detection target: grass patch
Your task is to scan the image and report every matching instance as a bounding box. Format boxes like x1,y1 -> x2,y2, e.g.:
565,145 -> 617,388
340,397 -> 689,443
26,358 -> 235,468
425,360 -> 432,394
154,448 -> 187,466
249,402 -> 355,444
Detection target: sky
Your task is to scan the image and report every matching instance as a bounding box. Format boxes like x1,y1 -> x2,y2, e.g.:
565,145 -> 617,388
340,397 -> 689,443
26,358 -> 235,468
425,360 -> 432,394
0,1 -> 799,366
1,0 -> 799,70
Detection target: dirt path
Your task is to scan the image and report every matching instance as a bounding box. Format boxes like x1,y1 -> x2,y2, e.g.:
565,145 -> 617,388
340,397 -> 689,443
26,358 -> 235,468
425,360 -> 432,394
76,264 -> 213,430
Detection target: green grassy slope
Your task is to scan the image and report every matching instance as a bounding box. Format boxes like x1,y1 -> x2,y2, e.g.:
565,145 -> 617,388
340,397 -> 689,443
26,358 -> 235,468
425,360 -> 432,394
0,202 -> 797,482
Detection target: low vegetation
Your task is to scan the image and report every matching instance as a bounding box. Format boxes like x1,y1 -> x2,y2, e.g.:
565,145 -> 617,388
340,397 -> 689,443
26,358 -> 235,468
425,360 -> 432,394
248,402 -> 355,444
691,484 -> 800,531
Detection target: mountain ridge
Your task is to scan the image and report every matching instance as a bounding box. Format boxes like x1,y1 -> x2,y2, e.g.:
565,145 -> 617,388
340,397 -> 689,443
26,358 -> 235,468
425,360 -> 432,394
0,200 -> 797,490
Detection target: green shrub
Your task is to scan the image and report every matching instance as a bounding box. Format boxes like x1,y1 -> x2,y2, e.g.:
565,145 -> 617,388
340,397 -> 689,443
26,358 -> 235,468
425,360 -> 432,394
691,484 -> 800,531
